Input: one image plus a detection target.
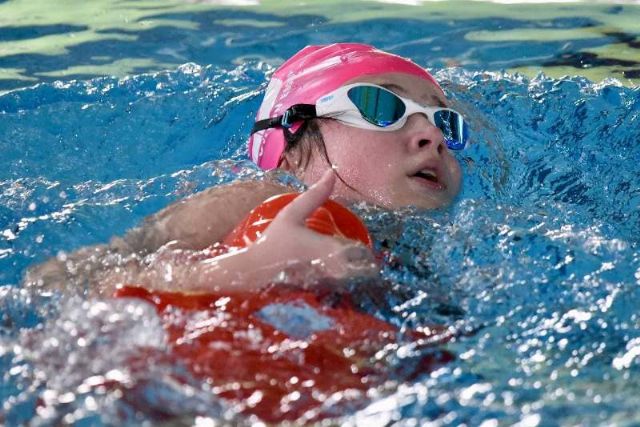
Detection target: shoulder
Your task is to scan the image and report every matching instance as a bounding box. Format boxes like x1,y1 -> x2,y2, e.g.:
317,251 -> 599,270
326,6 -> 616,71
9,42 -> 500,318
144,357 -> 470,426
122,179 -> 292,252
172,179 -> 291,220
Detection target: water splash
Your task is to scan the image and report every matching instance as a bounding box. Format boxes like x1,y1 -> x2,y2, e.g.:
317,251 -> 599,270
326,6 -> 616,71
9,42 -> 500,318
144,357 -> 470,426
1,64 -> 639,425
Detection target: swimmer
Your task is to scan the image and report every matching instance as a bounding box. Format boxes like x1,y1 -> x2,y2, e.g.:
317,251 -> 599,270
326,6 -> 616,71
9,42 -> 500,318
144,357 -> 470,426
24,43 -> 467,294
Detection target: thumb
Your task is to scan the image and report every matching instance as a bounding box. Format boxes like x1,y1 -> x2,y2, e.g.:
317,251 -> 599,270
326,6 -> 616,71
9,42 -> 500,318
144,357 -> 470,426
277,169 -> 337,225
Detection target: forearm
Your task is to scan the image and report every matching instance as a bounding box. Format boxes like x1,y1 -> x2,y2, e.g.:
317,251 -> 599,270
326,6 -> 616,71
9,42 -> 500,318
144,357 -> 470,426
23,239 -> 266,296
116,245 -> 300,294
23,240 -> 142,296
23,178 -> 292,291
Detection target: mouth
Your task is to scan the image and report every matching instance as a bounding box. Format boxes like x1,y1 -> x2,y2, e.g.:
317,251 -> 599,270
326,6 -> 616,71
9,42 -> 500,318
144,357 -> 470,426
410,168 -> 446,191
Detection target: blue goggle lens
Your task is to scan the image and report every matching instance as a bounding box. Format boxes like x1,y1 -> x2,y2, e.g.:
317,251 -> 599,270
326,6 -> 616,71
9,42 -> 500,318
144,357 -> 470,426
347,86 -> 468,150
433,109 -> 468,151
347,85 -> 406,127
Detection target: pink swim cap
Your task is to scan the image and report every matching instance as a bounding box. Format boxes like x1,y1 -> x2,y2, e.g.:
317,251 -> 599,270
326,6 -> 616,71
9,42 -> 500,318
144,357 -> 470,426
248,43 -> 442,170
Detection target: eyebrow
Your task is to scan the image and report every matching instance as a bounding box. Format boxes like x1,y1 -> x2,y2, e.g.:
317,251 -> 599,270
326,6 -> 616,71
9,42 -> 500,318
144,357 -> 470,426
380,83 -> 447,108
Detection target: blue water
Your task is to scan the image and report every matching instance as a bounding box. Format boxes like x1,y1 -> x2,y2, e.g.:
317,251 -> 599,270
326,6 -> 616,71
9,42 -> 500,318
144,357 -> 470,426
2,7 -> 640,427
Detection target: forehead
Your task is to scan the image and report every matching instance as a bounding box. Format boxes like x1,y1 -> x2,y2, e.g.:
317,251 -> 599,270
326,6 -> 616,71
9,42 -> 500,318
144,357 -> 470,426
344,72 -> 448,107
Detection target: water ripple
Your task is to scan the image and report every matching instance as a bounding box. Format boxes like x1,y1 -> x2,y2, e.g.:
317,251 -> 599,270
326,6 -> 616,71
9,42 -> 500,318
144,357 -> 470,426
1,66 -> 639,424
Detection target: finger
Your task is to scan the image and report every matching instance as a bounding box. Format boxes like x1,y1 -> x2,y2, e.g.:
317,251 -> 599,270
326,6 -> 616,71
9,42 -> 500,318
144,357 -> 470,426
277,168 -> 336,225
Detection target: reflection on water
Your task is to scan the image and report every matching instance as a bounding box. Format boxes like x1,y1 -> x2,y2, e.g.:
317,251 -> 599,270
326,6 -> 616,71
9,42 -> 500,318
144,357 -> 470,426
0,0 -> 639,93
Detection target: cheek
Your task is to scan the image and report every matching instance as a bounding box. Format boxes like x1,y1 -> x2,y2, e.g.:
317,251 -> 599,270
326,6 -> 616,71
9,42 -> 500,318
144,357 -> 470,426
326,131 -> 395,184
331,146 -> 402,208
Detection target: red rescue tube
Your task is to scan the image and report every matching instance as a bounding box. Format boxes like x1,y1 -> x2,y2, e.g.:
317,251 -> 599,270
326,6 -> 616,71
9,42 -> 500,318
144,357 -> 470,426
114,194 -> 451,422
114,285 -> 452,422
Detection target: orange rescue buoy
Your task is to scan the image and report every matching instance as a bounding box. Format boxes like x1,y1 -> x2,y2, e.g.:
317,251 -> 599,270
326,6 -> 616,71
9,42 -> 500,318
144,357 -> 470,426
223,192 -> 372,248
114,193 -> 451,422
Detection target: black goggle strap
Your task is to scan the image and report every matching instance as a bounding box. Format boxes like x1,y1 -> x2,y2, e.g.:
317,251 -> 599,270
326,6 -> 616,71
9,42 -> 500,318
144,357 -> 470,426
251,104 -> 318,146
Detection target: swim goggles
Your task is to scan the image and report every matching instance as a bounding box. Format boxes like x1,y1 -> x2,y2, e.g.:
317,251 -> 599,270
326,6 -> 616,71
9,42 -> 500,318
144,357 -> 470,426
252,83 -> 469,150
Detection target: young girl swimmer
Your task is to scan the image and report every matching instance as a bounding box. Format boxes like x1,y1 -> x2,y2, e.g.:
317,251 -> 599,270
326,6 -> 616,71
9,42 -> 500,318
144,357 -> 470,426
25,43 -> 468,294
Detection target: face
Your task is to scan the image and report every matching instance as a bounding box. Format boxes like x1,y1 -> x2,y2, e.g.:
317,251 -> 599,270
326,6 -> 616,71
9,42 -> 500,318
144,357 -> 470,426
292,72 -> 462,210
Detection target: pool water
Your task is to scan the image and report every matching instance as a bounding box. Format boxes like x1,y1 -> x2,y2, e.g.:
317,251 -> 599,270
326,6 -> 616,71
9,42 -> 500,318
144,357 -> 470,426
2,1 -> 640,425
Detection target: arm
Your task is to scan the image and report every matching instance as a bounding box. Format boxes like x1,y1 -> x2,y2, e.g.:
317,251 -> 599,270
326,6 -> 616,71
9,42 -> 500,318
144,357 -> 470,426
24,179 -> 290,294
101,170 -> 377,294
24,173 -> 377,295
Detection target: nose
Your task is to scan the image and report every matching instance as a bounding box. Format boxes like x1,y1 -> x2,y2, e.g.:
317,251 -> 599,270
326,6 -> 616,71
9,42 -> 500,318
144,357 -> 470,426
405,113 -> 446,155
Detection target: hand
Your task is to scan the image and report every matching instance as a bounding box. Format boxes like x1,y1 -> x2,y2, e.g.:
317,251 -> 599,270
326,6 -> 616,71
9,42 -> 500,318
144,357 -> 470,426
246,169 -> 378,282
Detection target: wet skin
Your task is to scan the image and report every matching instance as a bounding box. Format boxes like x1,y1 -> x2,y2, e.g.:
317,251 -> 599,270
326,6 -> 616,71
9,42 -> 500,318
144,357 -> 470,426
293,72 -> 463,210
